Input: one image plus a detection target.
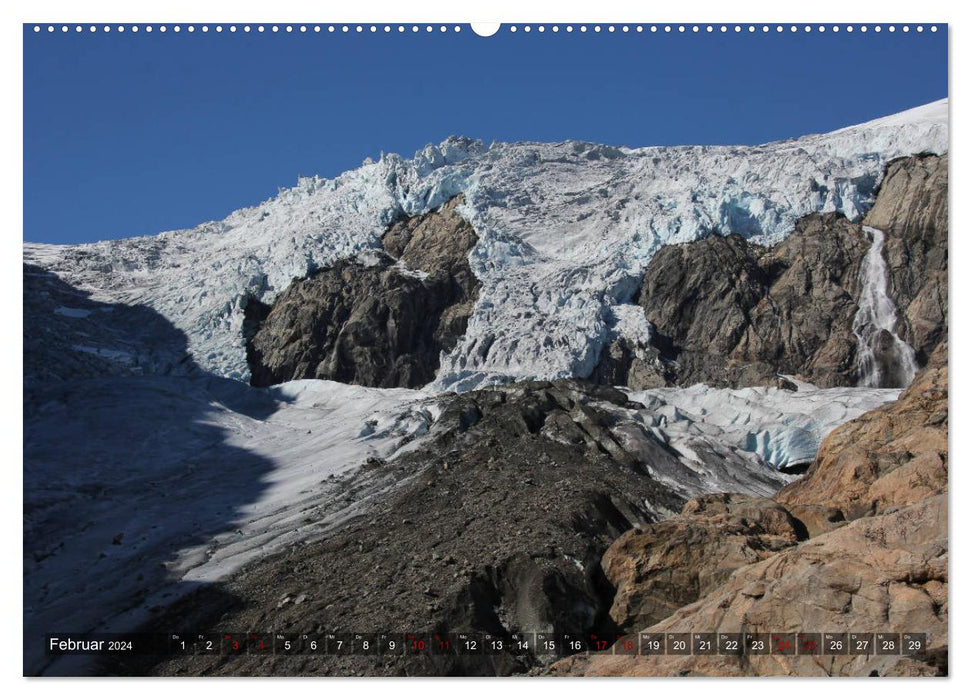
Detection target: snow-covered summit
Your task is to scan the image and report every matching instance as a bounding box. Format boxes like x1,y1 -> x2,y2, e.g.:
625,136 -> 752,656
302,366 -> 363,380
24,99 -> 948,389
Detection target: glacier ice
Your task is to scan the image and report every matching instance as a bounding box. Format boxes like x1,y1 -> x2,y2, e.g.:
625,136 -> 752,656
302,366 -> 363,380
628,382 -> 901,472
23,100 -> 948,390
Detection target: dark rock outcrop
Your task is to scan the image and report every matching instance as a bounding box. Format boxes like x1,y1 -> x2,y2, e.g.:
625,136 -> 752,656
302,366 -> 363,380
626,215 -> 870,388
246,196 -> 479,388
595,153 -> 948,389
589,335 -> 671,389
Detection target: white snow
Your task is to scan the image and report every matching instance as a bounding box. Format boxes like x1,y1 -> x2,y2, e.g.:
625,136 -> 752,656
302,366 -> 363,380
23,99 -> 948,389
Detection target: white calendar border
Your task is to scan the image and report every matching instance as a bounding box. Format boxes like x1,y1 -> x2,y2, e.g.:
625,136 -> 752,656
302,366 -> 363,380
3,1 -> 963,699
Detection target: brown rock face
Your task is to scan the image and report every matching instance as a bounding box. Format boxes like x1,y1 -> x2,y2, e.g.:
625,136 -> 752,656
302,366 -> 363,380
602,494 -> 806,631
596,153 -> 948,389
245,197 -> 479,388
865,153 -> 948,249
551,495 -> 947,677
776,341 -> 947,528
551,344 -> 948,677
382,196 -> 479,279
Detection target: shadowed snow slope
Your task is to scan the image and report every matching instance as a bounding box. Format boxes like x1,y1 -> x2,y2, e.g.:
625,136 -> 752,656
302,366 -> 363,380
24,374 -> 437,675
23,100 -> 947,390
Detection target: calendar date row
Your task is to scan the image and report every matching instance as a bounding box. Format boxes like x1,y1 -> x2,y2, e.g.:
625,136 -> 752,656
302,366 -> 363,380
47,631 -> 928,657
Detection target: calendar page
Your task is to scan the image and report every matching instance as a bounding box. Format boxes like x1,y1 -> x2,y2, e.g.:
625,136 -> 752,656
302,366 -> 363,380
22,8 -> 949,683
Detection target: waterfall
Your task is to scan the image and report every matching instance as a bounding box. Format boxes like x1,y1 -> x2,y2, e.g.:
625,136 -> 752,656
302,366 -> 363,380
852,226 -> 919,388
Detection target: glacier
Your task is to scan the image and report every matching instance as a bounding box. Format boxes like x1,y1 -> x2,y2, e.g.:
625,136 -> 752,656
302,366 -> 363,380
628,383 -> 902,472
23,99 -> 948,390
23,99 -> 950,675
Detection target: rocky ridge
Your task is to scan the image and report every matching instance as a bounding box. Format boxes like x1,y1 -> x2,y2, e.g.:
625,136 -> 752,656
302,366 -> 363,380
109,381 -> 685,676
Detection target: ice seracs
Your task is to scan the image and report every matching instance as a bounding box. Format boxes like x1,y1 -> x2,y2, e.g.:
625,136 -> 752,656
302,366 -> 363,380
23,99 -> 948,389
628,383 -> 901,473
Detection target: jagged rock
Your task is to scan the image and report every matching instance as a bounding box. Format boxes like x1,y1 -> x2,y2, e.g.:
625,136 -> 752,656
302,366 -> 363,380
597,154 -> 948,389
589,337 -> 670,389
776,341 -> 947,530
245,197 -> 479,388
618,215 -> 870,388
601,494 -> 806,631
864,153 -> 948,365
549,495 -> 947,677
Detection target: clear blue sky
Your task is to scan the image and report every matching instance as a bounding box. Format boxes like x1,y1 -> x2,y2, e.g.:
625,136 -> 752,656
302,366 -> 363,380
24,25 -> 947,244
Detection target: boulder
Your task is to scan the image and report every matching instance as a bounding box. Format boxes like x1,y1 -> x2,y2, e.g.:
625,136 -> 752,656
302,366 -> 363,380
602,494 -> 806,631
